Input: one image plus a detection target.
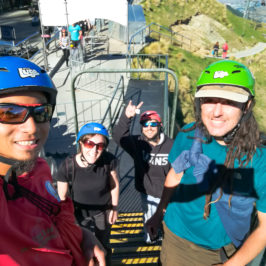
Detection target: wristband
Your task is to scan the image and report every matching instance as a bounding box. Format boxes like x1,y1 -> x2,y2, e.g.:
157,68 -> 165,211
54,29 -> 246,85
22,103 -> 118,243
112,205 -> 118,211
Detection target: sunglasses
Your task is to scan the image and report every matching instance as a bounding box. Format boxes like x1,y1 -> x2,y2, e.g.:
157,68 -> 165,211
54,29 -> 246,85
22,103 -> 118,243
0,103 -> 54,124
141,121 -> 160,128
82,140 -> 105,151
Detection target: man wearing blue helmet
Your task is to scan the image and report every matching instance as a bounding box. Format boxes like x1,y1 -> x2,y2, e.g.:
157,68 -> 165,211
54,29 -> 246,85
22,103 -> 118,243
56,122 -> 119,264
0,56 -> 105,266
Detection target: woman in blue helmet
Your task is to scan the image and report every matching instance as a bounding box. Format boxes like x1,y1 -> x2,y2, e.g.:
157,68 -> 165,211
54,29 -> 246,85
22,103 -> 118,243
56,122 -> 119,263
0,56 -> 105,266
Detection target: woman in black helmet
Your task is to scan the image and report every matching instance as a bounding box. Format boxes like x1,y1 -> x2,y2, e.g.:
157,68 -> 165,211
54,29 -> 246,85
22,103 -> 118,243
0,56 -> 105,266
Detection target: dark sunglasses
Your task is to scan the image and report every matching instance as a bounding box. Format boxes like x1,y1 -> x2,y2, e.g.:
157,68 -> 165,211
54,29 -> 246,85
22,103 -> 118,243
0,103 -> 54,124
82,140 -> 105,151
141,121 -> 160,128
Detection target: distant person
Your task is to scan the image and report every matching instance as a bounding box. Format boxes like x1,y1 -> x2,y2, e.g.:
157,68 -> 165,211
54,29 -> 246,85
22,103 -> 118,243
56,122 -> 119,264
68,23 -> 82,48
222,41 -> 229,58
146,60 -> 266,265
113,101 -> 174,243
78,20 -> 88,37
59,28 -> 70,67
212,41 -> 219,57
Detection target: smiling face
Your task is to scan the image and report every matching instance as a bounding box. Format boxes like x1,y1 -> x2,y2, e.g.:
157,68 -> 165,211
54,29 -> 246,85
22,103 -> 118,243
80,134 -> 106,164
0,91 -> 50,175
141,119 -> 160,143
200,97 -> 246,145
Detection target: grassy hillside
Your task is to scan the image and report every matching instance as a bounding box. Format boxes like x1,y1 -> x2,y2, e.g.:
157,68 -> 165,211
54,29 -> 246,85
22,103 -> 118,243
137,0 -> 266,132
142,0 -> 266,46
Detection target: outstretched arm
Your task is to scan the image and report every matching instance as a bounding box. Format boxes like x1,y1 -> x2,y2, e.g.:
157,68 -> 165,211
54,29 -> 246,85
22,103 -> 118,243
146,168 -> 183,241
112,100 -> 143,152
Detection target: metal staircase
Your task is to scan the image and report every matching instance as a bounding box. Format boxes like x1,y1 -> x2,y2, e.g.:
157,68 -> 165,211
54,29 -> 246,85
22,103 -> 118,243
110,212 -> 161,265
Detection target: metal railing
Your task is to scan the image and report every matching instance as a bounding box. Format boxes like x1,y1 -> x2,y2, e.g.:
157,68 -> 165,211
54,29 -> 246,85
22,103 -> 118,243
29,29 -> 60,61
71,68 -> 178,139
128,53 -> 168,79
100,75 -> 125,135
1,31 -> 40,58
45,74 -> 125,154
128,22 -> 192,54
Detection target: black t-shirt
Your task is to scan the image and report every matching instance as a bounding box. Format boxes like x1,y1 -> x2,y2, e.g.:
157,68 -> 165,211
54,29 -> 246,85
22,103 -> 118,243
56,151 -> 117,210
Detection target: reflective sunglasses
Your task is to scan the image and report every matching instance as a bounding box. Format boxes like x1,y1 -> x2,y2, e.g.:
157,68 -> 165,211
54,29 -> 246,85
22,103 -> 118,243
141,121 -> 160,128
82,140 -> 105,151
0,103 -> 54,124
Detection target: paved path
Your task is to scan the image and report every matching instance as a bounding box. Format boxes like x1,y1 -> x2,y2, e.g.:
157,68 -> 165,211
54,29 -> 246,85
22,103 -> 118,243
0,9 -> 40,43
228,42 -> 266,58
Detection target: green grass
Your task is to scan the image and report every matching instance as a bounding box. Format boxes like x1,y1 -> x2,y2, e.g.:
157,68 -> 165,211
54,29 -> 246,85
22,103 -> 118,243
142,0 -> 266,51
226,10 -> 266,44
136,0 -> 266,131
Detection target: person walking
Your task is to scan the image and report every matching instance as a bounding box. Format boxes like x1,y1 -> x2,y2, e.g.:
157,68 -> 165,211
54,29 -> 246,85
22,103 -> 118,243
56,122 -> 119,264
59,28 -> 70,67
0,56 -> 105,266
147,60 -> 266,266
68,23 -> 82,49
113,101 -> 173,243
213,41 -> 219,57
222,41 -> 229,58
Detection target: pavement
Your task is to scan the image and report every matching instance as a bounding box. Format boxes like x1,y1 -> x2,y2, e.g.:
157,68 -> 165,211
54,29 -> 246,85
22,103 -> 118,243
0,8 -> 41,43
228,42 -> 266,58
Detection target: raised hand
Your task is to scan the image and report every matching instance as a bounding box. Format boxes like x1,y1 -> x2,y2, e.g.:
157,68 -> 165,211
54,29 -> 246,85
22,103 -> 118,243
125,100 -> 144,119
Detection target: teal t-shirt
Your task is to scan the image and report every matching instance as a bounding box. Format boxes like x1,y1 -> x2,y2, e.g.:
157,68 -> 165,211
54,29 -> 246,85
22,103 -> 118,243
164,123 -> 266,249
68,25 -> 81,41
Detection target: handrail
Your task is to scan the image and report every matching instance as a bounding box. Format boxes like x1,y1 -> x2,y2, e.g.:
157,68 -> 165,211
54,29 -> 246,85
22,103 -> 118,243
14,31 -> 39,47
2,31 -> 40,58
101,75 -> 125,135
72,68 -> 178,139
30,30 -> 60,60
128,22 -> 192,53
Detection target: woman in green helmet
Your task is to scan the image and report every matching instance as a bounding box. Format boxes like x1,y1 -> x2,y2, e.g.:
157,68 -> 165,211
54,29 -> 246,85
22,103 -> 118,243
146,60 -> 266,265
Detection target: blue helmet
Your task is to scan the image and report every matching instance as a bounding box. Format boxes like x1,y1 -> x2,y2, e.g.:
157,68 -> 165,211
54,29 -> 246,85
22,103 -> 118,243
77,122 -> 109,143
0,56 -> 57,105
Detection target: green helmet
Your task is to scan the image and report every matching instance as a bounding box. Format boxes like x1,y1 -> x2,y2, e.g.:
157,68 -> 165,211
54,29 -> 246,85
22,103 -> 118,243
196,60 -> 255,96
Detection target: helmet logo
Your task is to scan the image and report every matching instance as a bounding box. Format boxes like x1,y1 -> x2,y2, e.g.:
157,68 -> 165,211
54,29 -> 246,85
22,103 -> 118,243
94,127 -> 102,131
213,71 -> 229,79
18,68 -> 40,78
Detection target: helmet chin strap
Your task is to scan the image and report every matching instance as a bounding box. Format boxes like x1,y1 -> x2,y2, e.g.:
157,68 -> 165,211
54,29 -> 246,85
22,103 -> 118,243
0,155 -> 18,182
223,105 -> 251,144
0,155 -> 22,200
223,122 -> 241,144
80,153 -> 93,167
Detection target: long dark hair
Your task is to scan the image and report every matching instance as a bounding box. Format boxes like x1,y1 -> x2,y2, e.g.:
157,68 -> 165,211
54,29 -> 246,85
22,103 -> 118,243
187,98 -> 262,218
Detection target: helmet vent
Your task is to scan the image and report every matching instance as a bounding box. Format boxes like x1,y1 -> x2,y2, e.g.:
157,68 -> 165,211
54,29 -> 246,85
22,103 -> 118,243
0,68 -> 8,72
205,71 -> 210,74
232,70 -> 241,74
40,69 -> 46,73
